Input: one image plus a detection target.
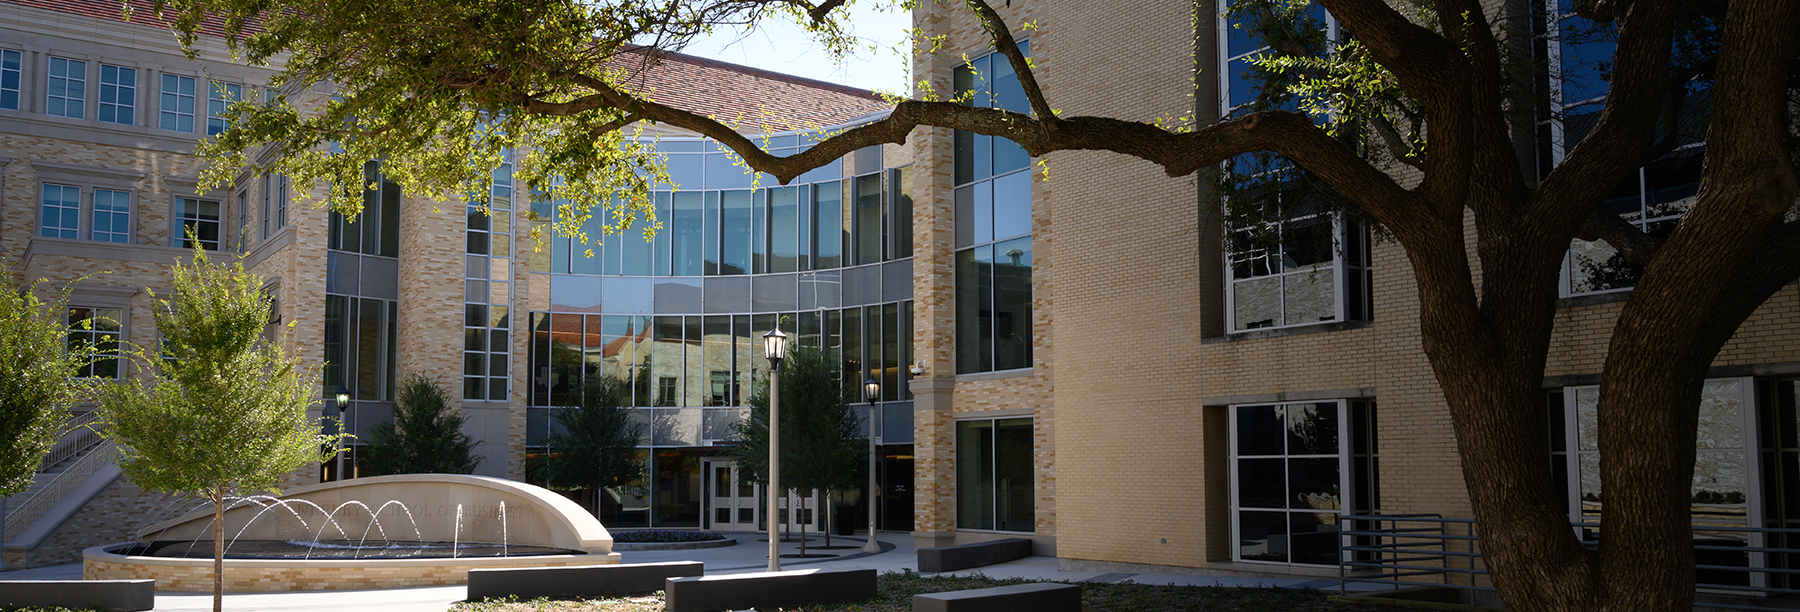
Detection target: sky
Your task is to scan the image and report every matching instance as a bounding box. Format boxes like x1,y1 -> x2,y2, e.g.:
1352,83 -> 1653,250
677,3 -> 914,95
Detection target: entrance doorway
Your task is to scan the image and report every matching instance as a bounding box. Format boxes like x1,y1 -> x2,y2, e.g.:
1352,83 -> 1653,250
706,459 -> 759,531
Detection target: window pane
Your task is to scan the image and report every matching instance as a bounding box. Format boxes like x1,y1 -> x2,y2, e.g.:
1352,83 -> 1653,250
813,182 -> 842,269
855,174 -> 883,265
1238,510 -> 1288,562
719,190 -> 752,275
991,237 -> 1032,371
956,420 -> 995,530
672,191 -> 706,276
994,417 -> 1035,532
954,246 -> 993,374
1287,402 -> 1340,455
1237,405 -> 1285,455
1238,458 -> 1286,508
992,171 -> 1031,241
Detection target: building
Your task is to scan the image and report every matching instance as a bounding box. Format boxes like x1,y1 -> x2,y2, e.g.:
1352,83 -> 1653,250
5,0 -> 1800,593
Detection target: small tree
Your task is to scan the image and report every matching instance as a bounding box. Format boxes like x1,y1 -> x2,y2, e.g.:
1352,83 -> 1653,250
364,374 -> 482,475
96,248 -> 338,612
731,344 -> 863,555
543,374 -> 645,517
0,258 -> 94,496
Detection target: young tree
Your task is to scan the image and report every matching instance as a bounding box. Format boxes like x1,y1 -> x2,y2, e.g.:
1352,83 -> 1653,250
95,248 -> 339,612
543,374 -> 646,516
731,344 -> 864,555
0,259 -> 95,497
364,374 -> 483,475
148,0 -> 1800,608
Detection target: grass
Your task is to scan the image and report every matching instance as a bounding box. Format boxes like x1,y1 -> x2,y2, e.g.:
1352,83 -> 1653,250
450,571 -> 1401,612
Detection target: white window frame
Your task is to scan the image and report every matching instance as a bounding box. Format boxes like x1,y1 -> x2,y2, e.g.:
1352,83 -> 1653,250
45,56 -> 86,119
207,80 -> 241,136
159,73 -> 196,133
1224,213 -> 1370,333
90,188 -> 132,243
0,49 -> 21,111
1552,379 -> 1765,590
1227,398 -> 1364,567
97,63 -> 135,126
39,183 -> 81,239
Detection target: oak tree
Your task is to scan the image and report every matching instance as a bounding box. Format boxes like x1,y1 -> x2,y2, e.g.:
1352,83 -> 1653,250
144,0 -> 1800,608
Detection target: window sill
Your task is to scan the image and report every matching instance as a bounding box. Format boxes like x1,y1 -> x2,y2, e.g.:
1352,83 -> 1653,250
1557,290 -> 1632,308
1203,320 -> 1371,344
954,368 -> 1034,383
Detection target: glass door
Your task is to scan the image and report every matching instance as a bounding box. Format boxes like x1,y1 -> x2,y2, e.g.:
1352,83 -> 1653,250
707,460 -> 759,532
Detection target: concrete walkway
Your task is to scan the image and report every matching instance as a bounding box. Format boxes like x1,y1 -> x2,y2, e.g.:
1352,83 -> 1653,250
0,532 -> 1370,612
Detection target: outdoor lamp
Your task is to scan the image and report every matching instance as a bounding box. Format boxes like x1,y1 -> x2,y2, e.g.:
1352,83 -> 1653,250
763,326 -> 788,365
862,377 -> 881,553
334,387 -> 351,481
335,389 -> 350,407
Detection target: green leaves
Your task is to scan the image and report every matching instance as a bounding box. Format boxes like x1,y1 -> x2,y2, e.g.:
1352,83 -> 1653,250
96,246 -> 337,500
365,374 -> 484,475
543,374 -> 646,495
0,258 -> 91,496
729,344 -> 865,498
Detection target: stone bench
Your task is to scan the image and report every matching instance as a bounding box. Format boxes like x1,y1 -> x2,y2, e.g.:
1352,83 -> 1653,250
913,583 -> 1081,612
0,579 -> 155,612
664,567 -> 876,612
466,561 -> 702,600
917,537 -> 1033,573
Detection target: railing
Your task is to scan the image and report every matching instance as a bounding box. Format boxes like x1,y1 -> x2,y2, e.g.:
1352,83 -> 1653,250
39,412 -> 103,471
3,439 -> 115,540
1340,514 -> 1800,611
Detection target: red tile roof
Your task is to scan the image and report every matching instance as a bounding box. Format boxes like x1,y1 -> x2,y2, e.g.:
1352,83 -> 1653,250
610,48 -> 889,132
6,0 -> 256,38
10,1 -> 889,130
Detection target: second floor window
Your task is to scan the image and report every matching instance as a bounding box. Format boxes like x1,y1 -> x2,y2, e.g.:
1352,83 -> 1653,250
954,42 -> 1033,374
98,64 -> 135,126
39,184 -> 79,239
1225,200 -> 1372,332
175,198 -> 221,251
46,57 -> 85,119
91,189 -> 131,243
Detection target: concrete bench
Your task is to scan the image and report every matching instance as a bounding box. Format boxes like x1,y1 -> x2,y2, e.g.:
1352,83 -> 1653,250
0,579 -> 155,612
664,567 -> 876,612
917,538 -> 1032,573
466,561 -> 702,600
913,583 -> 1081,612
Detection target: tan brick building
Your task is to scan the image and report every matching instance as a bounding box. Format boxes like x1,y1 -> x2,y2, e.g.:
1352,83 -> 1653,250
6,0 -> 1799,589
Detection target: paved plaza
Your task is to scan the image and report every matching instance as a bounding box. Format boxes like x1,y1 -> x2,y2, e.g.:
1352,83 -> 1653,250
0,531 -> 1364,612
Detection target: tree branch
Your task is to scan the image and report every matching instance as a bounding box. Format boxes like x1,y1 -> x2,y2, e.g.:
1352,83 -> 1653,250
963,0 -> 1058,130
1572,207 -> 1665,266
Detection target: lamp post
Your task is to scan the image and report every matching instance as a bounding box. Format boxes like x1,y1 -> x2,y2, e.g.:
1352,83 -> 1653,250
762,325 -> 788,572
334,388 -> 351,481
863,377 -> 881,554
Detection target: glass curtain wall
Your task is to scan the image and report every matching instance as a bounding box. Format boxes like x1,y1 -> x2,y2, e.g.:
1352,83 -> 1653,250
955,417 -> 1034,532
953,43 -> 1033,374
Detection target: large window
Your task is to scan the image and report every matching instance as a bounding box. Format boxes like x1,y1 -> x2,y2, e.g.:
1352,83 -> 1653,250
954,43 -> 1033,374
1230,399 -> 1378,565
160,74 -> 196,133
207,81 -> 241,136
1541,1 -> 1707,296
46,57 -> 85,119
98,64 -> 135,126
91,189 -> 131,243
39,184 -> 79,239
67,307 -> 121,379
175,198 -> 221,250
1226,211 -> 1372,331
465,160 -> 513,400
321,295 -> 397,401
1,49 -> 20,111
956,417 -> 1034,532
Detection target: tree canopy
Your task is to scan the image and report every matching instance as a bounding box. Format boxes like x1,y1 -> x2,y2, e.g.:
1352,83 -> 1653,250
0,258 -> 95,497
143,0 -> 1800,609
95,247 -> 339,612
542,373 -> 646,514
730,343 -> 864,550
364,374 -> 483,475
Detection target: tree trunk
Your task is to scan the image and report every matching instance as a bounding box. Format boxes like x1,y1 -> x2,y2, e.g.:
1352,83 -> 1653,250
212,485 -> 224,612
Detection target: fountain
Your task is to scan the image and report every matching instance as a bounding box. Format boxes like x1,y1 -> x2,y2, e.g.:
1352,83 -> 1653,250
83,474 -> 619,592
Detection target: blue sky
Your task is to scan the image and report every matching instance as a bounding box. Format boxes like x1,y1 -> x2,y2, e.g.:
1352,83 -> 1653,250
679,3 -> 914,95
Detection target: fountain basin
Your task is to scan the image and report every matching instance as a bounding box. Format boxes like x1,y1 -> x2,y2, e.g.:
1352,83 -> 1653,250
84,543 -> 620,592
84,474 -> 622,592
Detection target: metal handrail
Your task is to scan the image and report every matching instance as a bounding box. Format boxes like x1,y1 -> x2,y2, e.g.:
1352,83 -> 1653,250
39,412 -> 103,471
3,439 -> 116,540
1341,514 -> 1800,611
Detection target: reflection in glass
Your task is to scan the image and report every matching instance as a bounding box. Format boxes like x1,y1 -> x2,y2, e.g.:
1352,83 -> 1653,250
1238,511 -> 1288,562
1287,402 -> 1339,455
1237,405 -> 1285,455
1238,458 -> 1285,508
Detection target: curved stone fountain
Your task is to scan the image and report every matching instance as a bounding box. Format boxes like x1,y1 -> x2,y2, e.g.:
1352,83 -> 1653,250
84,474 -> 620,592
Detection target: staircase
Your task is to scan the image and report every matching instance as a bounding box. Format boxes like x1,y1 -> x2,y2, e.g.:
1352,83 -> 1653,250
2,413 -> 121,569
